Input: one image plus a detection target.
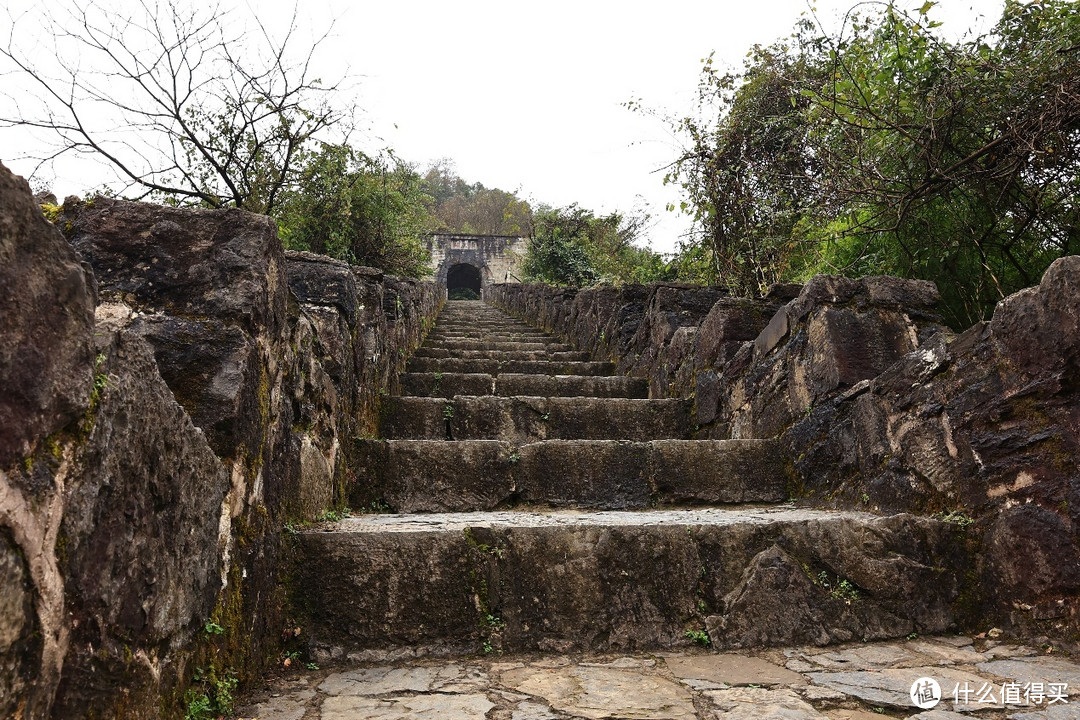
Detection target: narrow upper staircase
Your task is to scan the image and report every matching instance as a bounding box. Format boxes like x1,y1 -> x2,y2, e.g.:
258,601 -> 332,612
296,300 -> 966,661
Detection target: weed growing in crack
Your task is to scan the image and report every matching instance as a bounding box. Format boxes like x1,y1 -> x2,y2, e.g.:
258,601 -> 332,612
816,571 -> 860,603
318,507 -> 351,523
685,629 -> 710,646
934,510 -> 974,529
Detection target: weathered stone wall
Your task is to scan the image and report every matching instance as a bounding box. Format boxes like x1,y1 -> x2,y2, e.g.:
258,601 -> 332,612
490,262 -> 1080,644
784,258 -> 1080,640
488,281 -> 799,400
0,162 -> 440,718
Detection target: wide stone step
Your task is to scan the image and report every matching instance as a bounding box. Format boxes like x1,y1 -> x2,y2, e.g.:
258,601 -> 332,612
424,339 -> 575,352
430,324 -> 550,332
425,335 -> 556,345
432,318 -> 534,326
381,396 -> 693,442
350,439 -> 787,511
412,348 -> 592,362
426,335 -> 554,344
428,330 -> 551,339
399,372 -> 648,398
405,357 -> 614,376
296,508 -> 967,657
431,320 -> 537,328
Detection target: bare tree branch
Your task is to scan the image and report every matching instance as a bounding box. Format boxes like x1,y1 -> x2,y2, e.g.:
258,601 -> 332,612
0,0 -> 352,212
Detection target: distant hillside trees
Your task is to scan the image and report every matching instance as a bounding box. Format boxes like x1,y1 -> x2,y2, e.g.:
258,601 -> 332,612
423,162 -> 533,236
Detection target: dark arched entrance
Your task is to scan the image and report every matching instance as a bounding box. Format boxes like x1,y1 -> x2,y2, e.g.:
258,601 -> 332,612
446,263 -> 482,300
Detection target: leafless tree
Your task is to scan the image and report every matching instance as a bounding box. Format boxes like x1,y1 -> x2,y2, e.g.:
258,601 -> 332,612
0,0 -> 351,213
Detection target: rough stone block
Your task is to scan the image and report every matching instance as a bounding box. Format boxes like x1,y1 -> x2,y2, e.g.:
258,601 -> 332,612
650,439 -> 788,504
0,162 -> 95,468
285,250 -> 361,326
540,397 -> 693,442
516,440 -> 653,508
53,317 -> 230,718
352,439 -> 516,512
399,372 -> 495,398
496,374 -> 648,399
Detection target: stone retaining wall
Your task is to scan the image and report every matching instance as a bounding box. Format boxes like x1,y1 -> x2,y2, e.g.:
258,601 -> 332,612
490,263 -> 1080,644
0,162 -> 441,718
488,282 -> 792,400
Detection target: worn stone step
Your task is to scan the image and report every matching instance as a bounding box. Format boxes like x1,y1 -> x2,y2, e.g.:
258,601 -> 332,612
381,396 -> 694,443
296,507 -> 967,657
432,319 -> 537,327
430,322 -> 548,330
405,357 -> 614,376
433,316 -> 531,324
426,334 -> 555,343
399,372 -> 648,399
437,302 -> 505,312
424,337 -> 565,346
432,328 -> 548,336
412,348 -> 592,362
427,335 -> 554,344
424,339 -> 575,352
350,438 -> 787,512
429,329 -> 551,338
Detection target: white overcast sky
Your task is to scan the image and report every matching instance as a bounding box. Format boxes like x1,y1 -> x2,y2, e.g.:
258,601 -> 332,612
1,0 -> 1005,253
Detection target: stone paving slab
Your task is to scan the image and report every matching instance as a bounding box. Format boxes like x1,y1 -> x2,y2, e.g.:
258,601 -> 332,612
236,636 -> 1077,720
327,505 -> 881,533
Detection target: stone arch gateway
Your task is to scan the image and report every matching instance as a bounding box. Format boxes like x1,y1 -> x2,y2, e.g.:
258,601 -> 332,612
446,262 -> 482,295
427,233 -> 529,299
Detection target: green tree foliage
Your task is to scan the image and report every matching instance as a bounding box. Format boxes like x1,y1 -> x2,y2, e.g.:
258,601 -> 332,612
275,144 -> 433,277
807,0 -> 1080,327
522,205 -> 602,287
660,40 -> 823,296
522,204 -> 675,287
664,1 -> 1080,327
422,161 -> 533,235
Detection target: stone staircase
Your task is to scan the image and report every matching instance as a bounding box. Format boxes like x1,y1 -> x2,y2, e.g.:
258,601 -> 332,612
296,300 -> 968,663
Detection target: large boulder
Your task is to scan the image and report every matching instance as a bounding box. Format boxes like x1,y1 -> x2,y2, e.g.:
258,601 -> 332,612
65,197 -> 288,462
50,307 -> 230,719
708,275 -> 943,439
0,162 -> 97,717
0,162 -> 441,717
617,284 -> 728,398
693,287 -> 800,430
